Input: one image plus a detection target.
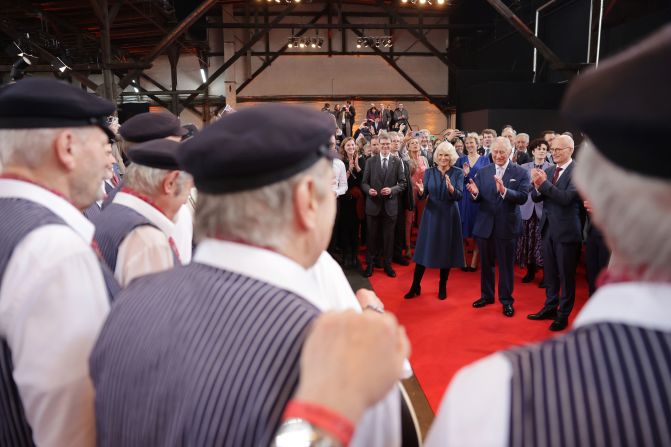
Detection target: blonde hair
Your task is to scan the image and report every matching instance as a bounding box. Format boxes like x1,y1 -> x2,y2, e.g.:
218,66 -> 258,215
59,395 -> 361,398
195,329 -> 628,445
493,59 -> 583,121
433,141 -> 459,166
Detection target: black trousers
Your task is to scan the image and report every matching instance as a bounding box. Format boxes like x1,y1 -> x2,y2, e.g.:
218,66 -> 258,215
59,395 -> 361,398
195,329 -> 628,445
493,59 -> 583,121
367,211 -> 397,264
338,195 -> 360,258
393,204 -> 408,259
542,234 -> 581,320
477,235 -> 516,305
586,226 -> 610,296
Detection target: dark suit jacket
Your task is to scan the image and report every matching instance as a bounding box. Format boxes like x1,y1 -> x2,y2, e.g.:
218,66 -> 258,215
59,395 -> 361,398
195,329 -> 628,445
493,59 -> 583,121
361,154 -> 407,217
399,159 -> 415,212
514,151 -> 531,165
471,163 -> 531,240
531,162 -> 582,243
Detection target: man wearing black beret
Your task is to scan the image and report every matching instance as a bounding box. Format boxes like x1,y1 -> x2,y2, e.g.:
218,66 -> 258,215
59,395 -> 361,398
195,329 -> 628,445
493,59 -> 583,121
0,77 -> 117,447
90,104 -> 345,447
92,139 -> 193,287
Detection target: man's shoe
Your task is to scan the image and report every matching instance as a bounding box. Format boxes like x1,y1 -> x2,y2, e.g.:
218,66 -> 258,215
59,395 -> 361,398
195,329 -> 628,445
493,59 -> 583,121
363,264 -> 374,278
503,304 -> 515,317
383,264 -> 397,278
549,319 -> 568,331
393,256 -> 410,266
527,307 -> 557,320
472,297 -> 495,308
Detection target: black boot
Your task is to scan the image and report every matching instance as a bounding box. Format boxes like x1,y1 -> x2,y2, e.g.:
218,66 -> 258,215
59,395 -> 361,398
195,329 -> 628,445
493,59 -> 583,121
522,264 -> 536,283
404,264 -> 425,299
438,268 -> 450,300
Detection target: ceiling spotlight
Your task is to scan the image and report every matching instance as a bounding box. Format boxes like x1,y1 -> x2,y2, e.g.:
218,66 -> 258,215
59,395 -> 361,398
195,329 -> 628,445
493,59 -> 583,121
402,0 -> 408,2
10,55 -> 31,81
317,38 -> 324,48
437,0 -> 445,3
419,0 -> 426,4
299,38 -> 306,48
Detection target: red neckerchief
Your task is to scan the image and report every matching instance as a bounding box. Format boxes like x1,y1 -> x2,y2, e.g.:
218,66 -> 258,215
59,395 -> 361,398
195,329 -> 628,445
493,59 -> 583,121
121,186 -> 168,217
0,173 -> 74,205
121,187 -> 182,263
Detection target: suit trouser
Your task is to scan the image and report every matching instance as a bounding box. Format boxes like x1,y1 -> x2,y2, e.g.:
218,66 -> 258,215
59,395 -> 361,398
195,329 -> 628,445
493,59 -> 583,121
367,211 -> 397,264
477,235 -> 516,305
393,201 -> 407,258
586,226 -> 610,296
542,234 -> 581,320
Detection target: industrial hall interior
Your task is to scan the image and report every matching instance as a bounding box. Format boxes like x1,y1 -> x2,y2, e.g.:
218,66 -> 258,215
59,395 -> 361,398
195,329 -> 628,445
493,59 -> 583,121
0,0 -> 670,446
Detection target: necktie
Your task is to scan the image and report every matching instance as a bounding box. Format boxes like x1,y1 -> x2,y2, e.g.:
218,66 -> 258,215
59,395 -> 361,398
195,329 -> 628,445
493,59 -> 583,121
496,166 -> 503,178
382,157 -> 388,172
551,167 -> 563,184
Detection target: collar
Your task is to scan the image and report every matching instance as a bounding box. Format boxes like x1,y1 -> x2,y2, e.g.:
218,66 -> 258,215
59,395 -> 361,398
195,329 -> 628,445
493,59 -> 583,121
113,191 -> 175,237
495,160 -> 510,172
573,282 -> 671,332
193,239 -> 322,304
557,158 -> 573,170
0,178 -> 95,243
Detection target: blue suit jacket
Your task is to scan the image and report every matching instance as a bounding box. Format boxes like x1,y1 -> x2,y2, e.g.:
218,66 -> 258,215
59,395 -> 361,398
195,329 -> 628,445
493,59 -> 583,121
471,163 -> 531,240
531,162 -> 582,243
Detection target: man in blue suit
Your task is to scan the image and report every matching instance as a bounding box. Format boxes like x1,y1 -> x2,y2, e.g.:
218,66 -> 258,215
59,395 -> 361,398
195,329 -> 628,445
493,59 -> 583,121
467,137 -> 531,317
527,134 -> 583,331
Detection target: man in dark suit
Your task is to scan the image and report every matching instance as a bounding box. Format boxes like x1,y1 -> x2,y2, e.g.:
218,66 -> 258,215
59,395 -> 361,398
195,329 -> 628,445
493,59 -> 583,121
362,133 -> 407,277
527,134 -> 583,331
390,132 -> 414,265
467,137 -> 531,317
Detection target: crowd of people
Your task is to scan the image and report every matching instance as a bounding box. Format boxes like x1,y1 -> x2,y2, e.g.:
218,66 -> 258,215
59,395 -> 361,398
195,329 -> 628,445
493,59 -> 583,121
0,23 -> 668,447
327,111 -> 611,330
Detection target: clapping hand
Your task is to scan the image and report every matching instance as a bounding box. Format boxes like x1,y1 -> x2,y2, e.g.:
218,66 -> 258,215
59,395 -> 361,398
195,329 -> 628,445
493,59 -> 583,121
466,178 -> 479,196
416,180 -> 424,195
445,174 -> 455,194
531,168 -> 547,187
494,176 -> 506,195
380,187 -> 392,196
462,163 -> 470,176
369,188 -> 378,197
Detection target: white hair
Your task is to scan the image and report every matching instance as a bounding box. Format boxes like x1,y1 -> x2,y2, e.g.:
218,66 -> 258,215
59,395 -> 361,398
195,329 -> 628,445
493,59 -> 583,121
124,163 -> 191,196
194,159 -> 331,250
0,127 -> 97,168
433,141 -> 459,166
574,140 -> 671,281
493,136 -> 512,154
516,133 -> 530,142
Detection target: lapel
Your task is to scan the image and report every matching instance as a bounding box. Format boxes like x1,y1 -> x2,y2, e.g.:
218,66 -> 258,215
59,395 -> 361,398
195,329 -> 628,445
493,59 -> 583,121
554,161 -> 574,189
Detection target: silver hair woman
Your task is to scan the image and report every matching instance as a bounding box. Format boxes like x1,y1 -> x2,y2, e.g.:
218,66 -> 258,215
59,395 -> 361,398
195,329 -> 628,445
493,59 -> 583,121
574,140 -> 671,281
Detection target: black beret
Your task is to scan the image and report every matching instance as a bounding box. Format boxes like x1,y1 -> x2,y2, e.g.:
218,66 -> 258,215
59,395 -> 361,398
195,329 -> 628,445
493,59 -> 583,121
120,112 -> 187,142
178,104 -> 335,193
127,139 -> 180,170
561,24 -> 671,180
0,78 -> 115,138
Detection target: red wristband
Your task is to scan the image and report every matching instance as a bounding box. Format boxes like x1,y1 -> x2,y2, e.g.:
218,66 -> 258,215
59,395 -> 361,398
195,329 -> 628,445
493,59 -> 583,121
283,400 -> 354,446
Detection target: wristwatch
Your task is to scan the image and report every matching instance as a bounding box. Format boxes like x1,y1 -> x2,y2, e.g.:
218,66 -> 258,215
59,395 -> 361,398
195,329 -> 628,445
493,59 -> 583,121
272,418 -> 343,447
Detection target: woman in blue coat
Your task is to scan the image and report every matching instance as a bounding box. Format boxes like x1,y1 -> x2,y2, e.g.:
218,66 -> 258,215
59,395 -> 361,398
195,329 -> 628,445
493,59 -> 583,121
405,142 -> 465,300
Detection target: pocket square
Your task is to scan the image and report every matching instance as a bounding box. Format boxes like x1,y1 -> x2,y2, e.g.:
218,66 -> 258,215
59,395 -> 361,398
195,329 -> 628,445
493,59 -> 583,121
509,179 -> 517,182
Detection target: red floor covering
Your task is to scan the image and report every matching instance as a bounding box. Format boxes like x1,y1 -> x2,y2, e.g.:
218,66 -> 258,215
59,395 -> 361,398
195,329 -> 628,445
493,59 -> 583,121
368,261 -> 590,412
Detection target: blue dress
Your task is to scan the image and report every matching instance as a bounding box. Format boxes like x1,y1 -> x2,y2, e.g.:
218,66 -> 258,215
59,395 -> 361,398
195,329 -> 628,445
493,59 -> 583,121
413,167 -> 466,268
457,154 -> 490,237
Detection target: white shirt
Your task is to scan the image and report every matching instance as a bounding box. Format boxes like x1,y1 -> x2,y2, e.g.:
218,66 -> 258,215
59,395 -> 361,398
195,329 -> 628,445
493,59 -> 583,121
113,192 -> 177,287
0,179 -> 110,447
332,158 -> 348,197
554,158 -> 573,182
424,282 -> 671,447
173,204 -> 194,264
194,243 -> 401,447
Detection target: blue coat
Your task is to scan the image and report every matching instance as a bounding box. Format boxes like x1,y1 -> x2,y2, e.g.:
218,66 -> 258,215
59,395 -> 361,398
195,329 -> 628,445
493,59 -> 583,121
471,163 -> 531,240
413,167 -> 465,268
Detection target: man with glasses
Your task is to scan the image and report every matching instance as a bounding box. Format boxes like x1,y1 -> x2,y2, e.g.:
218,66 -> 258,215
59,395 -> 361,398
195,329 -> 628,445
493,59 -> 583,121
527,135 -> 582,331
361,134 -> 407,277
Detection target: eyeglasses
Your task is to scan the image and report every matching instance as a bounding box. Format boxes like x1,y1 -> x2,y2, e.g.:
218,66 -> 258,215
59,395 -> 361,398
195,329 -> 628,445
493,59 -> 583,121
549,147 -> 570,153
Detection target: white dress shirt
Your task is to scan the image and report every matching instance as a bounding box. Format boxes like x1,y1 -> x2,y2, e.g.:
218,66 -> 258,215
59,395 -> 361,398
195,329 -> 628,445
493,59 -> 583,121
172,204 -> 193,264
424,281 -> 671,447
0,179 -> 110,447
194,242 -> 402,447
332,158 -> 348,197
554,158 -> 573,182
113,192 -> 177,287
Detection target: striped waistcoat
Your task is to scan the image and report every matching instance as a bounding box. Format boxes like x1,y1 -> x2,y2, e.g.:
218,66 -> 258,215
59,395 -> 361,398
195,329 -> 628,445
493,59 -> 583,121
504,322 -> 671,447
93,202 -> 178,272
90,263 -> 320,447
0,198 -> 118,446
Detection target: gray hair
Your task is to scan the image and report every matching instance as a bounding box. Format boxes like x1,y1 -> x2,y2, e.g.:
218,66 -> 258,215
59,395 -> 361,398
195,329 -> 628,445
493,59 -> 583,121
124,163 -> 191,196
0,127 -> 97,168
433,141 -> 459,166
516,133 -> 530,142
194,159 -> 331,250
574,140 -> 671,281
493,136 -> 513,154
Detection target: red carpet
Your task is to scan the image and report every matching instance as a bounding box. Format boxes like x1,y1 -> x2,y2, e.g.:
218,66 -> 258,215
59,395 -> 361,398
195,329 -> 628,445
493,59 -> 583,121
368,261 -> 589,411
